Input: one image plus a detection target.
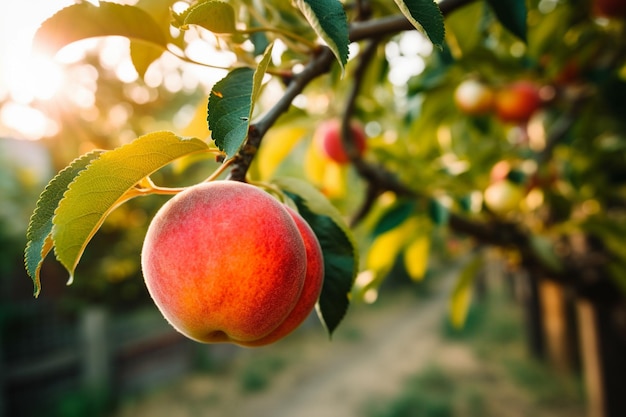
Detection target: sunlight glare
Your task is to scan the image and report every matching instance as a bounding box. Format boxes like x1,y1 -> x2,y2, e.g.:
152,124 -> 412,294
0,0 -> 74,139
1,103 -> 59,140
7,53 -> 65,103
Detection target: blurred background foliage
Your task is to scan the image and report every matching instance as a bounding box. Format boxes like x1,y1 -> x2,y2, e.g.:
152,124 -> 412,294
0,0 -> 625,415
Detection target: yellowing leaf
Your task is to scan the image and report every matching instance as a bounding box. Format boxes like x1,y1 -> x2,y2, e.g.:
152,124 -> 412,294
255,126 -> 307,179
404,234 -> 430,281
305,139 -> 328,185
34,2 -> 168,56
130,0 -> 173,77
322,162 -> 347,199
177,0 -> 237,33
449,255 -> 483,329
182,99 -> 213,140
366,216 -> 419,274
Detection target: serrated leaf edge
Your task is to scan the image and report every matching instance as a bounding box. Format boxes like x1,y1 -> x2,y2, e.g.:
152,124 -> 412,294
50,132 -> 209,284
24,150 -> 104,297
293,0 -> 349,74
393,0 -> 445,48
208,43 -> 273,158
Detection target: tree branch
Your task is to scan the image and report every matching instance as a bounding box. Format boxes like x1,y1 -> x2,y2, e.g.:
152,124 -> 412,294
227,0 -> 477,181
223,0 -> 621,305
226,48 -> 335,181
350,0 -> 474,42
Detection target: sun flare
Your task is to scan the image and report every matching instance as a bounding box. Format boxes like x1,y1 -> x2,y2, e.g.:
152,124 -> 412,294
6,52 -> 66,103
0,0 -> 73,140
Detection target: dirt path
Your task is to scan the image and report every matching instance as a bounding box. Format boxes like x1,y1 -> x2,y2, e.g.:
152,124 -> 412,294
114,267 -> 586,417
224,270 -> 463,417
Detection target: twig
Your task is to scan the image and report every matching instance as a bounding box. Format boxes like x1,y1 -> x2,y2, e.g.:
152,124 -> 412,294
226,48 -> 335,181
226,0 -> 477,181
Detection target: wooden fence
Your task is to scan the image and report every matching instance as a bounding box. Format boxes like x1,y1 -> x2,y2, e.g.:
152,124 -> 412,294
0,303 -> 218,417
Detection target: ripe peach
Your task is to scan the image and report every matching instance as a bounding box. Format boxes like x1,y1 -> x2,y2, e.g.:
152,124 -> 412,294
495,81 -> 542,123
454,79 -> 494,115
314,119 -> 366,164
240,206 -> 324,347
141,181 -> 309,345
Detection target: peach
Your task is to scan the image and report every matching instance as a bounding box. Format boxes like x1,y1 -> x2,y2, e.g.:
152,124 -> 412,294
239,206 -> 324,347
495,81 -> 542,123
454,79 -> 494,116
141,180 -> 309,345
314,119 -> 366,164
484,180 -> 524,215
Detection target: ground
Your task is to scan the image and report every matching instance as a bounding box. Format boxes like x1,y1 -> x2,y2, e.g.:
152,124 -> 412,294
112,265 -> 587,417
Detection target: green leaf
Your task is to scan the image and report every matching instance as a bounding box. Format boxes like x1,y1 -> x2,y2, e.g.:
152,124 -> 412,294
175,0 -> 237,33
208,43 -> 274,159
393,0 -> 445,48
372,200 -> 416,237
24,151 -> 104,297
485,0 -> 527,42
293,0 -> 349,74
208,67 -> 254,157
449,255 -> 483,329
52,132 -> 209,283
275,177 -> 357,336
33,2 -> 168,56
428,198 -> 450,226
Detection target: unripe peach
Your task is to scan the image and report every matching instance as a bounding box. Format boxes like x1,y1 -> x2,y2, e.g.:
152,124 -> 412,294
240,206 -> 324,347
454,79 -> 494,115
314,119 -> 366,164
495,81 -> 542,123
484,180 -> 524,215
141,181 -> 308,344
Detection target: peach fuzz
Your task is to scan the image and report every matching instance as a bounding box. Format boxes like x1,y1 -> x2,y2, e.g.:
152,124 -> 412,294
141,181 -> 307,344
239,206 -> 324,347
314,119 -> 366,164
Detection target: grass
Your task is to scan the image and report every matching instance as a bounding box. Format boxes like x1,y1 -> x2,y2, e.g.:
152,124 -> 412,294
365,367 -> 455,417
368,281 -> 585,417
238,355 -> 286,393
365,366 -> 488,417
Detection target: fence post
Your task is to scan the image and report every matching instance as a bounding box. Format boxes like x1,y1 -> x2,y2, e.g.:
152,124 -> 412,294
577,300 -> 604,417
520,270 -> 545,360
80,307 -> 111,405
0,328 -> 5,417
539,280 -> 578,373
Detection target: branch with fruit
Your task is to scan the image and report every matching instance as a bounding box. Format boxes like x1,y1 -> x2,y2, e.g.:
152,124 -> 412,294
23,0 -> 626,348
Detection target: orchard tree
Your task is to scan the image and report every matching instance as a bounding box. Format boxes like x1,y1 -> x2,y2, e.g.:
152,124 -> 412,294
23,0 -> 626,415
